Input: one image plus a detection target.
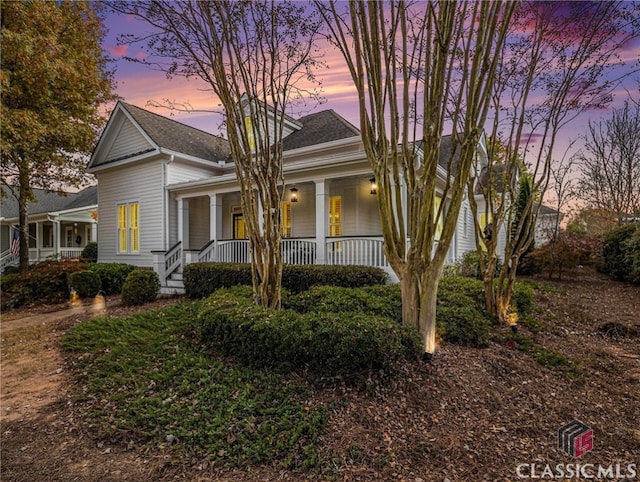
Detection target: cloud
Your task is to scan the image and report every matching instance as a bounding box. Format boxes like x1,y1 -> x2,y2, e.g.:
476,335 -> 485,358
108,45 -> 128,57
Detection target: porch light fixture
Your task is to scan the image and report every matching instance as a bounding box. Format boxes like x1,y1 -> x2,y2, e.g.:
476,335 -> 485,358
290,186 -> 299,203
369,177 -> 377,195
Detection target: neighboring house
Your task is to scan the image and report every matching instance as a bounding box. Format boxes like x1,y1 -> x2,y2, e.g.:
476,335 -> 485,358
88,101 -> 497,292
535,204 -> 564,246
0,185 -> 98,271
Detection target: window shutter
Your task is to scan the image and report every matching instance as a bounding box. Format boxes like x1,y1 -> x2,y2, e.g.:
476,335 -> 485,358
118,204 -> 128,252
329,196 -> 342,237
434,196 -> 443,241
130,203 -> 139,253
281,201 -> 292,238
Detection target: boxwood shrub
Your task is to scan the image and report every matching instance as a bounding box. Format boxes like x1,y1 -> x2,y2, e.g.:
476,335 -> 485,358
599,223 -> 640,284
88,263 -> 136,295
121,269 -> 159,306
80,242 -> 98,262
1,260 -> 87,308
198,287 -> 420,377
68,270 -> 102,298
184,262 -> 388,298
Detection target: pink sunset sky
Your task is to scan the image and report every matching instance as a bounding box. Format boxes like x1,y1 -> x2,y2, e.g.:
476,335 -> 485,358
101,4 -> 640,178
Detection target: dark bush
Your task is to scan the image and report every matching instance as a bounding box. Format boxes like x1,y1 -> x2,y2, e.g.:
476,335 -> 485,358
1,260 -> 87,308
512,282 -> 534,315
184,262 -> 388,298
455,251 -> 502,280
88,263 -> 136,295
436,305 -> 491,347
121,269 -> 159,306
81,242 -> 98,262
198,287 -> 421,377
600,223 -> 640,283
1,273 -> 19,292
438,276 -> 486,308
68,270 -> 102,298
285,284 -> 402,322
2,265 -> 19,275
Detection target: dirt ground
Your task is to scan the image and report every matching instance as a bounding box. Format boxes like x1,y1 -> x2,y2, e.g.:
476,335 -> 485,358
1,270 -> 639,481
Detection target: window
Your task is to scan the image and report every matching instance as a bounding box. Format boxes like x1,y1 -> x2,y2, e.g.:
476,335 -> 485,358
479,212 -> 492,251
43,224 -> 53,248
28,224 -> 37,249
329,195 -> 342,237
281,201 -> 291,238
244,117 -> 255,151
117,202 -> 140,253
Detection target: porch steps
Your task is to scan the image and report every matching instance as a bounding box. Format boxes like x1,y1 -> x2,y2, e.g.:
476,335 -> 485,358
160,271 -> 186,296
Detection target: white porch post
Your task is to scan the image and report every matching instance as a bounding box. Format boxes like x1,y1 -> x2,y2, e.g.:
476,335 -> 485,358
315,179 -> 328,264
91,222 -> 98,244
177,198 -> 190,249
54,220 -> 60,259
35,221 -> 41,261
209,193 -> 222,242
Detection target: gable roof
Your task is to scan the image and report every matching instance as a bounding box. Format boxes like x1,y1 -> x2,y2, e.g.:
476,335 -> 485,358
283,109 -> 360,151
89,102 -> 231,169
1,185 -> 97,220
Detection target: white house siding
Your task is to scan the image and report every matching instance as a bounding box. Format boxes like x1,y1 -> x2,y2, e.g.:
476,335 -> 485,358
95,160 -> 165,267
167,162 -> 217,185
455,201 -> 476,260
188,196 -> 210,249
329,178 -> 381,237
104,118 -> 152,163
289,183 -> 315,238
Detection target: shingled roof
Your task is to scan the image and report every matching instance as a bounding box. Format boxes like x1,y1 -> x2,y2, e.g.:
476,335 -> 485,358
1,185 -> 97,219
120,102 -> 230,163
283,109 -> 360,151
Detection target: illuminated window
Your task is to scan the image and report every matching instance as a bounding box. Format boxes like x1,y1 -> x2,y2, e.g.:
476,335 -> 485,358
117,202 -> 140,253
329,196 -> 342,237
479,212 -> 493,251
281,201 -> 292,238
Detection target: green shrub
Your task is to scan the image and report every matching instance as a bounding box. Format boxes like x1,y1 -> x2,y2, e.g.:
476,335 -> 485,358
285,284 -> 402,322
2,265 -> 19,275
599,223 -> 639,282
455,251 -> 501,280
184,262 -> 388,298
512,282 -> 534,315
121,269 -> 159,306
88,263 -> 136,295
623,226 -> 640,284
438,276 -> 486,308
198,288 -> 420,377
2,260 -> 87,308
1,273 -> 19,292
68,270 -> 102,298
80,242 -> 98,262
436,305 -> 491,347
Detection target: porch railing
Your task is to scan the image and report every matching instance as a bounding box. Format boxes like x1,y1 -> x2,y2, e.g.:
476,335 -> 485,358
282,238 -> 316,265
217,240 -> 250,264
326,236 -> 389,268
59,248 -> 84,260
1,250 -> 18,274
152,241 -> 182,283
198,239 -> 216,262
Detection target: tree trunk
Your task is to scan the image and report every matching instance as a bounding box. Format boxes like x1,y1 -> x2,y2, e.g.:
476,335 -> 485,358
418,269 -> 440,357
17,178 -> 30,272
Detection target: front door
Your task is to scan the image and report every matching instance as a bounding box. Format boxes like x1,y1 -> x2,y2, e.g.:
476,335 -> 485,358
233,213 -> 246,239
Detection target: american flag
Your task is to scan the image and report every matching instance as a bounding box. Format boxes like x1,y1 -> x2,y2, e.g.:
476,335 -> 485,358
10,226 -> 20,255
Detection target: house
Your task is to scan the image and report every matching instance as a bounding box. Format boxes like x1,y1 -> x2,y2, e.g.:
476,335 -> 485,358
88,102 -> 494,292
0,185 -> 98,271
534,204 -> 564,246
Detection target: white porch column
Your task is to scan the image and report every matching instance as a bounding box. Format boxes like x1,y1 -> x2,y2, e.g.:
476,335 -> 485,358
315,179 -> 328,264
209,193 -> 223,241
91,222 -> 98,244
257,196 -> 265,235
177,198 -> 190,249
54,220 -> 60,258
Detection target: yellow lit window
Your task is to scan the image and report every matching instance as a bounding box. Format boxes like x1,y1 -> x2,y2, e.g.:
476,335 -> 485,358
329,196 -> 342,237
244,117 -> 255,152
117,202 -> 140,254
479,212 -> 493,251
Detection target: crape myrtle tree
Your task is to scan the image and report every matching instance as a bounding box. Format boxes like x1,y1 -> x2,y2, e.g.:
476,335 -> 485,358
578,100 -> 640,225
0,1 -> 115,270
113,1 -> 323,308
317,0 -> 514,356
468,1 -> 640,324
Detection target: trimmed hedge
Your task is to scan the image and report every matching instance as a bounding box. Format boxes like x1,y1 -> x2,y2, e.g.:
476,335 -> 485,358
81,242 -> 98,262
1,260 -> 88,308
68,270 -> 102,298
88,263 -> 136,295
184,262 -> 388,298
121,269 -> 159,306
198,286 -> 421,377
